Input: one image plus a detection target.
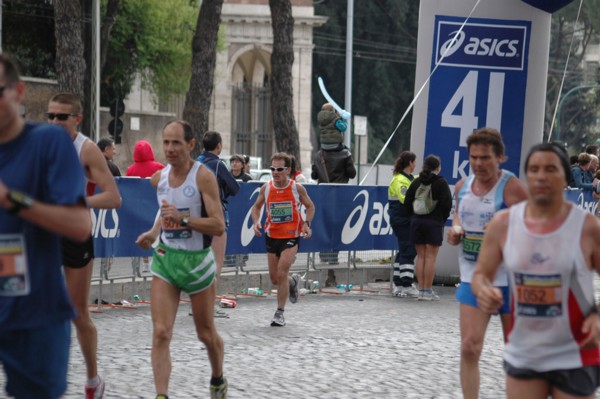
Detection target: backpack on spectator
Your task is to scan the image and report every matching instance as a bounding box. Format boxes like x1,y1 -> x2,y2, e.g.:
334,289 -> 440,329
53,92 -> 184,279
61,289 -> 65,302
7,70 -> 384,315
413,183 -> 437,215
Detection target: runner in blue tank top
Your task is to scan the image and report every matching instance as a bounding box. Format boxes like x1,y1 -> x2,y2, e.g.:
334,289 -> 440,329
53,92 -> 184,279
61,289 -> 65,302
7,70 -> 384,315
447,128 -> 527,399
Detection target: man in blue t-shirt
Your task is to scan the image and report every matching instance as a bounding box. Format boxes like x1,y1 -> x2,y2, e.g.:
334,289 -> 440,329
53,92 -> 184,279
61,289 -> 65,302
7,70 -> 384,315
0,55 -> 91,398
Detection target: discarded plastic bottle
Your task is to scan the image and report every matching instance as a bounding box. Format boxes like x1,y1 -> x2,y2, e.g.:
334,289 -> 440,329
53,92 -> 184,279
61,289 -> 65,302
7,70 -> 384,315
336,284 -> 352,291
310,281 -> 320,292
247,287 -> 263,296
133,295 -> 140,301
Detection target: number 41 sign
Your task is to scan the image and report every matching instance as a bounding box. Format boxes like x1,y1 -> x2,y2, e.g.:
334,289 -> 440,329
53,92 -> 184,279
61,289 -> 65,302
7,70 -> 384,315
425,16 -> 531,185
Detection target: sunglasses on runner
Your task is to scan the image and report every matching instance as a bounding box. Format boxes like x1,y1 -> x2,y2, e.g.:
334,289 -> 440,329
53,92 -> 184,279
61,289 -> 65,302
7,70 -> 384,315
270,166 -> 288,172
46,112 -> 77,121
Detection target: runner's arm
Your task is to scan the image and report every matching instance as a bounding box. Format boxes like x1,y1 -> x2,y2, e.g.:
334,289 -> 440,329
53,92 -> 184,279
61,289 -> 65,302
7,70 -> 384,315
0,179 -> 90,242
447,178 -> 465,245
251,184 -> 267,236
580,213 -> 600,348
135,172 -> 163,249
193,166 -> 225,236
297,183 -> 315,238
82,141 -> 122,209
503,176 -> 528,207
471,210 -> 508,313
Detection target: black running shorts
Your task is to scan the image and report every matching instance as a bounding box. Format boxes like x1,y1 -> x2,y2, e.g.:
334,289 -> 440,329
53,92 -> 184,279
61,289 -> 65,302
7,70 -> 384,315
61,236 -> 94,268
265,236 -> 300,257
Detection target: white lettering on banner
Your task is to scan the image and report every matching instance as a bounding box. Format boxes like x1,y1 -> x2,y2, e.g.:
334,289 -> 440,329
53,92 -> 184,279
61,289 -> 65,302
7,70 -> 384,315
241,187 -> 263,247
91,209 -> 119,238
441,71 -> 505,147
436,22 -> 527,70
453,150 -> 469,180
441,70 -> 478,146
577,192 -> 598,215
486,72 -> 504,130
369,202 -> 393,236
463,38 -> 519,57
341,190 -> 369,244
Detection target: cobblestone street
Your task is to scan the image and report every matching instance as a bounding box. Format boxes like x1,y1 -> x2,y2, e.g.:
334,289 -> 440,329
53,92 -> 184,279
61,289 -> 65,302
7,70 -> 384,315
62,284 -> 509,399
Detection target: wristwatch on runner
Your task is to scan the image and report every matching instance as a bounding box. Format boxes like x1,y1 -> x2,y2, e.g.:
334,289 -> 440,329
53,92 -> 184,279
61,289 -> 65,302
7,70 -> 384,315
6,190 -> 34,215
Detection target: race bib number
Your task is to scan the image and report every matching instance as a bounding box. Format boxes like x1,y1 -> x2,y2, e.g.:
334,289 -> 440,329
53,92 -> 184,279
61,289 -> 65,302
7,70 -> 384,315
462,231 -> 483,262
514,272 -> 562,317
162,208 -> 192,239
0,234 -> 29,296
269,201 -> 293,223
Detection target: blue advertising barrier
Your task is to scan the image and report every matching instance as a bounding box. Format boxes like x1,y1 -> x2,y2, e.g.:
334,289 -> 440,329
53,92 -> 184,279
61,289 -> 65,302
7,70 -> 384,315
93,179 -> 598,258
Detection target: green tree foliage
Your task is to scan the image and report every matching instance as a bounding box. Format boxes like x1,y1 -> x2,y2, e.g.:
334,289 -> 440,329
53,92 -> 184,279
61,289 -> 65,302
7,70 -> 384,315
3,0 -> 197,106
101,0 -> 198,104
312,0 -> 419,164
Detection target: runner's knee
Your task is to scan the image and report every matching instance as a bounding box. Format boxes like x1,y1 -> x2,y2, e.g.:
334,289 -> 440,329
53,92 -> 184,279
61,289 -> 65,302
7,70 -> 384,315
153,324 -> 173,345
461,336 -> 484,360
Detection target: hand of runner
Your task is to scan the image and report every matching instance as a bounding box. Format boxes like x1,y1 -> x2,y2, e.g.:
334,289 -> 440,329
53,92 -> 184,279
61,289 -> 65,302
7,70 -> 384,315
253,222 -> 262,237
580,312 -> 600,349
475,285 -> 503,314
135,232 -> 155,250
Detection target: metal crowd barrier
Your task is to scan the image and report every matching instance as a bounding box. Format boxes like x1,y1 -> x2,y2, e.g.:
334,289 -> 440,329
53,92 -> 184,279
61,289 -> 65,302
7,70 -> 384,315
90,249 -> 396,307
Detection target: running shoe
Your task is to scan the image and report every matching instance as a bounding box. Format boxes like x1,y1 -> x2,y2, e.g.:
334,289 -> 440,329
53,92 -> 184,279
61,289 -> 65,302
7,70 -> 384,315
392,286 -> 403,297
289,273 -> 300,304
270,310 -> 285,327
85,376 -> 105,399
402,284 -> 420,298
210,377 -> 228,399
419,290 -> 440,301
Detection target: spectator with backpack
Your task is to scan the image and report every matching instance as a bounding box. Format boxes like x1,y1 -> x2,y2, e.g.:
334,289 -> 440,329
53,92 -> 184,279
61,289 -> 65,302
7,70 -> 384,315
404,155 -> 452,301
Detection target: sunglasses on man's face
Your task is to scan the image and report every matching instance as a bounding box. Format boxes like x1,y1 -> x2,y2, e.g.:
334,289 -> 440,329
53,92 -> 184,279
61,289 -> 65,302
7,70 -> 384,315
46,112 -> 77,121
270,166 -> 288,172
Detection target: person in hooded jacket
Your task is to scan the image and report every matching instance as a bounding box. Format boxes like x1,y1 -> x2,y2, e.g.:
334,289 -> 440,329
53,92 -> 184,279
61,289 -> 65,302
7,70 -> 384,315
317,103 -> 347,151
126,140 -> 165,178
404,155 -> 452,301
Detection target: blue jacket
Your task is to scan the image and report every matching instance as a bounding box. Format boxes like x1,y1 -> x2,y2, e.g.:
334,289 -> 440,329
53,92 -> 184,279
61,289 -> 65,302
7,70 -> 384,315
196,152 -> 240,207
570,166 -> 594,191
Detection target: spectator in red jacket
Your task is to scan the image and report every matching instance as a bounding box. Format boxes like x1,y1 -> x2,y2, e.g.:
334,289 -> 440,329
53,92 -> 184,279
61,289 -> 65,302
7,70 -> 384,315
126,140 -> 164,178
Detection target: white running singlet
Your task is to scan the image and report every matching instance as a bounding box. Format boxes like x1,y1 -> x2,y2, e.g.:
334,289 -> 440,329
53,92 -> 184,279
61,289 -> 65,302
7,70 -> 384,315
503,202 -> 600,371
157,162 -> 208,250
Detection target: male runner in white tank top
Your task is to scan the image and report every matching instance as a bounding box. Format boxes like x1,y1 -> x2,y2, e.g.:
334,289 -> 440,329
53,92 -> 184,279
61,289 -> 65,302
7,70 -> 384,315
447,128 -> 528,399
47,93 -> 122,399
135,120 -> 228,399
473,143 -> 600,399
